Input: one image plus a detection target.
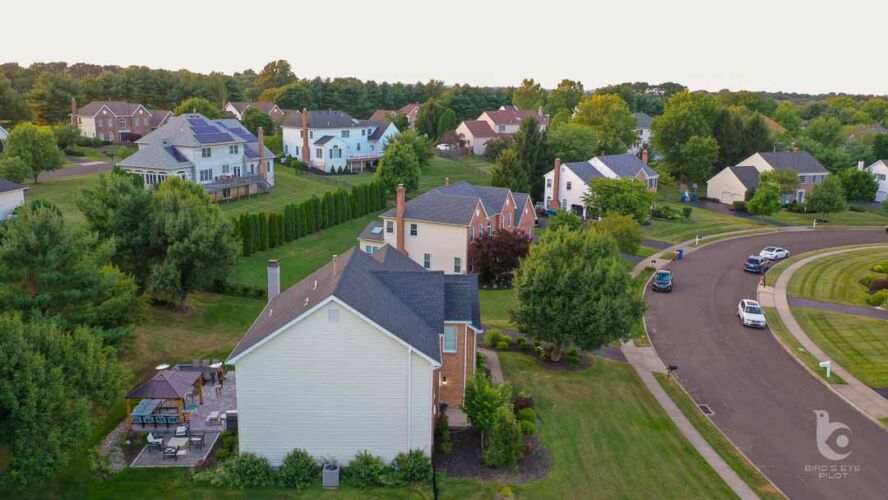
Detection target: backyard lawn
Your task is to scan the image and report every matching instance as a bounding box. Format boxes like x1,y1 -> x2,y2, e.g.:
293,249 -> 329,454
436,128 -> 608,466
419,155 -> 491,192
23,172 -> 102,226
792,308 -> 888,388
642,203 -> 765,244
764,208 -> 888,227
787,247 -> 888,306
479,289 -> 516,330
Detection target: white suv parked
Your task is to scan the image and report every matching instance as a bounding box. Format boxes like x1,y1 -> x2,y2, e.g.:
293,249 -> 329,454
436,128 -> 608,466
737,299 -> 767,328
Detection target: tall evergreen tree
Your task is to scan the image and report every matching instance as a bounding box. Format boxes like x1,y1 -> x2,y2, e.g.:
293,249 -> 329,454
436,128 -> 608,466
511,117 -> 548,199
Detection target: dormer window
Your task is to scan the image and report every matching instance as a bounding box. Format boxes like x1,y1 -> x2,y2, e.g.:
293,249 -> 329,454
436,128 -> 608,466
341,130 -> 350,138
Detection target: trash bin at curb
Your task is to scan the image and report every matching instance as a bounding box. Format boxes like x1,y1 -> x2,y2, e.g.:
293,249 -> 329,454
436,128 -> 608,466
323,463 -> 340,488
677,249 -> 684,260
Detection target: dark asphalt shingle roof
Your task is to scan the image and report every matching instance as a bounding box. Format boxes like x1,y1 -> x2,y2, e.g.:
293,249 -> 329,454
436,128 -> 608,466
563,161 -> 605,183
513,192 -> 532,227
0,179 -> 25,193
283,110 -> 361,129
597,153 -> 659,178
758,151 -> 828,174
368,122 -> 389,140
358,221 -> 385,242
127,370 -> 200,400
437,182 -> 511,216
634,112 -> 653,128
382,189 -> 482,225
314,135 -> 335,145
729,166 -> 760,190
228,246 -> 481,364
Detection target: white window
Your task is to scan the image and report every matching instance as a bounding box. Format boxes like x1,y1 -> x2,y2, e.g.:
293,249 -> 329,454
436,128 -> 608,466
293,146 -> 299,157
410,223 -> 418,236
328,308 -> 339,322
454,258 -> 462,273
315,147 -> 323,158
330,146 -> 342,159
498,125 -> 505,133
309,131 -> 314,139
798,175 -> 807,184
285,145 -> 289,155
201,147 -> 211,158
365,245 -> 378,254
199,169 -> 213,182
341,130 -> 350,138
362,129 -> 366,136
443,326 -> 458,352
222,164 -> 230,174
300,130 -> 304,138
143,117 -> 149,126
488,222 -> 493,235
876,173 -> 887,181
386,220 -> 394,233
546,178 -> 552,187
357,143 -> 361,151
119,118 -> 126,128
229,145 -> 239,154
249,163 -> 255,174
566,181 -> 572,191
561,198 -> 567,208
478,223 -> 483,236
423,253 -> 431,269
470,227 -> 475,242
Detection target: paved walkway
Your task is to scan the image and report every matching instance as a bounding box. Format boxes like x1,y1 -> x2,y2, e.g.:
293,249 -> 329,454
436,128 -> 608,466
37,161 -> 112,181
788,297 -> 888,320
689,200 -> 788,227
768,246 -> 888,420
642,238 -> 672,250
478,348 -> 504,384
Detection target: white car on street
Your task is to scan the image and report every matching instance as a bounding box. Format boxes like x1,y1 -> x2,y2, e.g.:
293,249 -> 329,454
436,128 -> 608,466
737,299 -> 767,328
759,246 -> 790,260
436,143 -> 456,151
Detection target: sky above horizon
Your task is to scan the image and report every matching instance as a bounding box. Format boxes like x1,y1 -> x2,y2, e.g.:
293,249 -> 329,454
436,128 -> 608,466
4,0 -> 885,95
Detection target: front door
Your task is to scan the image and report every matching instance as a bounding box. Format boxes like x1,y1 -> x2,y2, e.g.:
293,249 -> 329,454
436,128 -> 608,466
796,190 -> 805,204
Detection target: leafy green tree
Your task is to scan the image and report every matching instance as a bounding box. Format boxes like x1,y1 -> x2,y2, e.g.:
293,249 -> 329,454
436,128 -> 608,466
258,212 -> 269,249
546,123 -> 598,163
255,60 -> 296,91
591,214 -> 642,255
774,102 -> 802,133
241,107 -> 274,136
545,79 -> 584,114
511,78 -> 546,110
490,148 -> 530,193
483,136 -> 512,161
676,135 -> 720,183
512,229 -> 644,361
390,114 -> 410,132
53,123 -> 81,149
547,211 -> 584,232
807,175 -> 847,214
436,107 -> 459,137
376,141 -> 420,193
483,406 -> 523,469
0,76 -> 31,124
839,167 -> 879,201
712,108 -> 744,167
0,315 -> 128,485
145,178 -> 238,308
583,178 -> 655,222
760,169 -> 799,201
173,97 -> 221,118
651,91 -> 719,167
872,134 -> 888,160
388,130 -> 433,168
511,116 -> 549,199
274,81 -> 317,110
5,122 -> 63,182
746,183 -> 781,216
0,202 -> 142,341
0,155 -> 32,183
415,99 -> 444,139
805,116 -> 843,147
26,72 -> 82,124
573,94 -> 637,154
461,373 -> 512,443
716,91 -> 776,116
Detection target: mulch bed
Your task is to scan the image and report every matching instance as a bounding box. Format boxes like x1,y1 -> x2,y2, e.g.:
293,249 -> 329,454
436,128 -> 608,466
434,427 -> 551,484
534,352 -> 595,372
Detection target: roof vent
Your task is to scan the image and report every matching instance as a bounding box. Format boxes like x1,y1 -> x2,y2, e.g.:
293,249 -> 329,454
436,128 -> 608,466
313,279 -> 318,290
267,308 -> 273,317
304,297 -> 310,307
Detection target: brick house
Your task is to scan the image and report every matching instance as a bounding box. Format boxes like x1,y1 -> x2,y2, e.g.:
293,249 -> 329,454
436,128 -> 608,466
454,105 -> 548,155
226,248 -> 481,465
358,181 -> 535,273
71,99 -> 171,143
223,101 -> 286,121
369,103 -> 421,130
706,150 -> 830,205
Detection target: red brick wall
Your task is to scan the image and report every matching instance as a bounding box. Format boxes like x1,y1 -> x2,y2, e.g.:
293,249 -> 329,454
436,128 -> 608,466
437,324 -> 476,409
92,106 -> 153,142
466,202 -> 488,272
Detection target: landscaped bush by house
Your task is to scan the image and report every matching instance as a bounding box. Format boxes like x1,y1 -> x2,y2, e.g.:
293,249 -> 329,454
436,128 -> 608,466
86,447 -> 111,479
868,278 -> 888,292
682,206 -> 693,219
516,337 -> 528,350
873,262 -> 888,274
566,346 -> 581,365
516,407 -> 537,424
485,329 -> 503,347
194,452 -> 276,489
652,205 -> 680,220
214,431 -> 238,462
343,450 -> 389,487
732,201 -> 747,213
867,290 -> 888,306
391,449 -> 432,485
519,420 -> 536,435
496,340 -> 510,350
462,373 -> 513,441
483,406 -> 523,468
279,448 -> 320,491
511,394 -> 535,412
435,412 -> 452,454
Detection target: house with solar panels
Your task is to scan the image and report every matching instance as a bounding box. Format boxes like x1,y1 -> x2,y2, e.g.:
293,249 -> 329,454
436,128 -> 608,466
281,109 -> 399,173
118,113 -> 276,202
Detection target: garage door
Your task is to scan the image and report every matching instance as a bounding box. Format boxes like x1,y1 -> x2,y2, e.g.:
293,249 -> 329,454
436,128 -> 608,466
720,191 -> 742,205
876,191 -> 887,203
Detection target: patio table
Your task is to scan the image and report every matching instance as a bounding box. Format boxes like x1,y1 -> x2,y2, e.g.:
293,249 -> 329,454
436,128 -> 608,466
167,437 -> 189,449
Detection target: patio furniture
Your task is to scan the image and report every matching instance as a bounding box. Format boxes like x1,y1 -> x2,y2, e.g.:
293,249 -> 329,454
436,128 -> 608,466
142,415 -> 155,428
175,425 -> 190,437
206,411 -> 221,425
167,437 -> 189,453
162,446 -> 178,461
125,370 -> 204,430
146,433 -> 164,451
189,433 -> 205,449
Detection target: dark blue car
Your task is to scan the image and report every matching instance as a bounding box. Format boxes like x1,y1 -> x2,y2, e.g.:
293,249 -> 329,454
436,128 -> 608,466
651,270 -> 673,292
744,256 -> 770,274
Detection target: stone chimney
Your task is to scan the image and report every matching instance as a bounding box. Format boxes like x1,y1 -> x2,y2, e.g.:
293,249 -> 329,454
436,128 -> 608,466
396,184 -> 407,255
445,176 -> 450,186
257,126 -> 266,177
301,108 -> 310,163
267,260 -> 280,302
550,158 -> 561,210
70,97 -> 77,125
641,149 -> 649,164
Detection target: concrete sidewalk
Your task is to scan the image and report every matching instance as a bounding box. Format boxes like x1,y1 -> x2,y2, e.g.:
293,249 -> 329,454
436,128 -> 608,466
768,246 -> 888,420
788,297 -> 888,321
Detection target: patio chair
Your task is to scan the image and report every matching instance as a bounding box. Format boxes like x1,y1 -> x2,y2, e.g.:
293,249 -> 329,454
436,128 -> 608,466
189,433 -> 205,449
146,433 -> 164,451
162,446 -> 178,461
175,424 -> 190,438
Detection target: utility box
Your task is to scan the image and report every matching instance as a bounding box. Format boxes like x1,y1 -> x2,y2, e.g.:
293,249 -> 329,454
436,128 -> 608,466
323,464 -> 340,488
225,410 -> 238,432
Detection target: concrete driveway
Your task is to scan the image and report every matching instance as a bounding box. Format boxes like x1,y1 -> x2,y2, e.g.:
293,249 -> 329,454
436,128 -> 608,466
645,229 -> 888,499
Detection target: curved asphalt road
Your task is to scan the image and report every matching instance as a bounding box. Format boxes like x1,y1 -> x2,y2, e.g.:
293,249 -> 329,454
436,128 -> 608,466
646,229 -> 888,500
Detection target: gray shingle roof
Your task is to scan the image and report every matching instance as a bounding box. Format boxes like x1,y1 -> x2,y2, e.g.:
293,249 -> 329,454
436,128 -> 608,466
227,246 -> 481,363
0,179 -> 25,193
758,151 -> 828,174
76,101 -> 144,116
634,112 -> 653,128
729,166 -> 760,190
382,189 -> 482,225
126,370 -> 201,400
118,145 -> 193,170
368,122 -> 389,140
437,182 -> 512,216
513,192 -> 532,227
314,135 -> 335,145
597,153 -> 659,178
282,110 -> 362,129
563,161 -> 605,183
358,221 -> 385,242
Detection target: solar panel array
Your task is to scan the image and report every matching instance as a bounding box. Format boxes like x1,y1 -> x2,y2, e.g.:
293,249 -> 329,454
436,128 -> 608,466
195,132 -> 234,144
225,126 -> 257,142
187,117 -> 208,127
191,125 -> 220,135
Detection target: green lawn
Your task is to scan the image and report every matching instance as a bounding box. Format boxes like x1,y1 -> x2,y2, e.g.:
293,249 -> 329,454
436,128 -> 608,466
764,208 -> 888,227
66,144 -> 134,164
499,353 -> 736,499
793,308 -> 888,388
23,172 -> 102,226
479,289 -> 516,330
787,247 -> 888,306
419,156 -> 491,193
655,373 -> 784,500
234,213 -> 381,288
762,308 -> 845,385
642,203 -> 765,244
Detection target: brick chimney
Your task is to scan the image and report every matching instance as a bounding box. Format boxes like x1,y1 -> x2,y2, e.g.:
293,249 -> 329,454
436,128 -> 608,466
792,146 -> 800,153
301,108 -> 310,163
70,97 -> 77,125
550,157 -> 561,210
257,126 -> 266,177
641,149 -> 649,164
445,176 -> 450,186
396,184 -> 407,255
267,260 -> 280,302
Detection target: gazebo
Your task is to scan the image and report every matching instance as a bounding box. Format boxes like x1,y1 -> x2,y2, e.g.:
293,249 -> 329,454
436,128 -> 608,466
126,370 -> 204,430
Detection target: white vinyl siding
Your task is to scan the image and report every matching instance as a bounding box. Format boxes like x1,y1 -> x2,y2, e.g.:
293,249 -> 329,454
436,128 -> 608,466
235,301 -> 434,466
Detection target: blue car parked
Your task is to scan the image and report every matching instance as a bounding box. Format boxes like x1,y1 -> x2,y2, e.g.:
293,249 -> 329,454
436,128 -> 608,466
651,270 -> 673,292
744,256 -> 770,274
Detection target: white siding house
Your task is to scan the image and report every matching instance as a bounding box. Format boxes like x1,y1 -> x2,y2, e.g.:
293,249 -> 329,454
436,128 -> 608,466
0,180 -> 26,220
233,300 -> 434,465
867,160 -> 888,202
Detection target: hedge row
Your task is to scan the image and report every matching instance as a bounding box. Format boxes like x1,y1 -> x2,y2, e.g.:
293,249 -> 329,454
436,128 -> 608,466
234,180 -> 387,257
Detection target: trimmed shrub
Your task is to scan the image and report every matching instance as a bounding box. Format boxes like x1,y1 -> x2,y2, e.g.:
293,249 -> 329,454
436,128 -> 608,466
516,408 -> 537,423
435,412 -> 452,454
516,337 -> 528,350
732,201 -> 747,213
511,395 -> 535,412
279,448 -> 320,491
391,450 -> 432,485
194,452 -> 276,488
868,278 -> 888,292
866,290 -> 888,307
682,206 -> 693,219
483,406 -> 523,469
873,263 -> 888,274
849,205 -> 865,212
519,420 -> 536,435
343,450 -> 388,488
495,340 -> 510,351
485,329 -> 503,347
652,205 -> 680,220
